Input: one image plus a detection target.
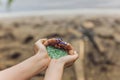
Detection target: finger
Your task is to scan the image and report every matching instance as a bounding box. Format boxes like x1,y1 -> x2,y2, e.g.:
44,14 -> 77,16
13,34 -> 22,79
72,51 -> 79,60
58,41 -> 67,48
60,51 -> 78,65
45,38 -> 58,46
65,43 -> 74,55
66,43 -> 73,50
34,39 -> 47,53
66,51 -> 78,62
68,50 -> 74,55
65,51 -> 79,67
65,56 -> 78,67
44,40 -> 49,46
35,39 -> 47,47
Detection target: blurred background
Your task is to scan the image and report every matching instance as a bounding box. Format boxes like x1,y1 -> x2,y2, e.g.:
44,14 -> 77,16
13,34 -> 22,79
0,0 -> 120,80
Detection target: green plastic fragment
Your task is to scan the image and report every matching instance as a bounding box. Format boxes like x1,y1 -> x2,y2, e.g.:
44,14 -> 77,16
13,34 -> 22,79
46,46 -> 68,59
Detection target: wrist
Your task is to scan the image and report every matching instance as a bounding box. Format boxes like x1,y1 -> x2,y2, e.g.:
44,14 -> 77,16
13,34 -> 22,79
49,59 -> 65,68
45,59 -> 64,80
34,52 -> 50,60
33,53 -> 50,67
26,54 -> 50,74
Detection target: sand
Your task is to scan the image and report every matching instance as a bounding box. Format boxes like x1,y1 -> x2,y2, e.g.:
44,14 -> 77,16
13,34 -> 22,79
0,14 -> 120,80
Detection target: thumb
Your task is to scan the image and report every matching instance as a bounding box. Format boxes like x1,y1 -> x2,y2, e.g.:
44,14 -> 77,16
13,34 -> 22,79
59,51 -> 78,64
34,39 -> 47,54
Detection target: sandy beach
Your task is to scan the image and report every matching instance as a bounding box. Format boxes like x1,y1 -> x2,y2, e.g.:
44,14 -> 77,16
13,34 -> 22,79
0,12 -> 120,80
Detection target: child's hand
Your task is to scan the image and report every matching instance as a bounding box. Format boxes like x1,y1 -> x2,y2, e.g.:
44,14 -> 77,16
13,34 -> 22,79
56,51 -> 78,67
34,39 -> 51,68
44,38 -> 78,67
44,38 -> 78,80
0,39 -> 52,80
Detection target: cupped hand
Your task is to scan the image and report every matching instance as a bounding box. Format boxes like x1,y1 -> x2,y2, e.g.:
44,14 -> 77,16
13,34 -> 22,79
44,38 -> 78,67
56,51 -> 78,67
34,39 -> 51,68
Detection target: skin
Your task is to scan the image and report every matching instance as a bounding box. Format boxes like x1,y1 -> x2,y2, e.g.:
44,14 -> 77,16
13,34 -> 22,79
0,39 -> 50,80
44,38 -> 78,80
0,38 -> 78,80
44,51 -> 78,80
